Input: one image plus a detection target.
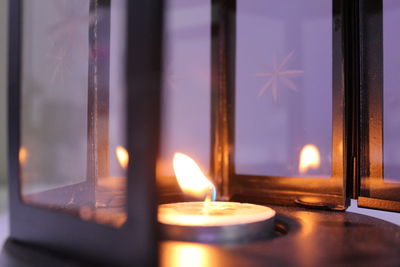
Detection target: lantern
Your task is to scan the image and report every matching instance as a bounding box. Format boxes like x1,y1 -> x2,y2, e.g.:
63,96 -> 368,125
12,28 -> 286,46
7,0 -> 400,266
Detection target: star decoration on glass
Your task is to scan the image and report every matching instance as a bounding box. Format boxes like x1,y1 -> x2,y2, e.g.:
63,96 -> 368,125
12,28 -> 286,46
254,50 -> 304,102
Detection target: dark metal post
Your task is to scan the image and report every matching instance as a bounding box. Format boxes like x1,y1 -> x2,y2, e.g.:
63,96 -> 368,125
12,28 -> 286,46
211,0 -> 236,200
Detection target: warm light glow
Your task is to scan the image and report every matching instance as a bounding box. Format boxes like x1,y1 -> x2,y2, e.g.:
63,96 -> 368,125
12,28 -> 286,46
173,152 -> 216,201
158,202 -> 276,226
19,147 -> 28,166
160,243 -> 209,267
116,146 -> 129,170
299,144 -> 321,174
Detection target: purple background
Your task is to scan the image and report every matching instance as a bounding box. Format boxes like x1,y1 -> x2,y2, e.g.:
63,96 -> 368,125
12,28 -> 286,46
160,0 -> 211,178
383,0 -> 400,183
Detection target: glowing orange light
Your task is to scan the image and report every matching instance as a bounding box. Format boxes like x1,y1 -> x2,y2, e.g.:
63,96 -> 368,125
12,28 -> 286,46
160,242 -> 209,267
299,144 -> 321,174
116,146 -> 129,170
173,152 -> 216,201
19,147 -> 28,166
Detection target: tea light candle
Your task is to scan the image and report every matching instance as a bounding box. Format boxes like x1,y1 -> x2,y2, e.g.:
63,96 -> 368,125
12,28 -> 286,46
158,201 -> 276,243
158,201 -> 275,226
158,153 -> 276,243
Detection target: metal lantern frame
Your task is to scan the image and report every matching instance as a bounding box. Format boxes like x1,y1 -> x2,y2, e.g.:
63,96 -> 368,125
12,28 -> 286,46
358,0 -> 400,211
159,0 -> 351,210
7,0 -> 400,266
8,0 -> 162,265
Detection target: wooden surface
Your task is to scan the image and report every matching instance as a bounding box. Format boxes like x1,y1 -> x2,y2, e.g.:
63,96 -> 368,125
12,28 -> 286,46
0,205 -> 399,267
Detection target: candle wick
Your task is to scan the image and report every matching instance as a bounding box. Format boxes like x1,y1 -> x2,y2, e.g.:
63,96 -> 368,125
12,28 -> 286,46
211,186 -> 216,201
203,196 -> 210,215
202,186 -> 216,215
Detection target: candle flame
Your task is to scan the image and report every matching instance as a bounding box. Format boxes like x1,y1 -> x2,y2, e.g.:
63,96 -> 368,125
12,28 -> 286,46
116,146 -> 129,170
299,144 -> 321,174
173,152 -> 216,201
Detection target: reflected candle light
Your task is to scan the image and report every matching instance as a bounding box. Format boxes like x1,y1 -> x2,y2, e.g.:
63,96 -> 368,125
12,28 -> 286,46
299,144 -> 321,174
116,145 -> 129,170
19,147 -> 28,166
158,153 -> 276,243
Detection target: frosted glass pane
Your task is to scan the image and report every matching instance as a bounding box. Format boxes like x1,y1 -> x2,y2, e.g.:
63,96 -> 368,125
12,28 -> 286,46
383,0 -> 400,183
20,0 -> 128,227
235,0 -> 332,178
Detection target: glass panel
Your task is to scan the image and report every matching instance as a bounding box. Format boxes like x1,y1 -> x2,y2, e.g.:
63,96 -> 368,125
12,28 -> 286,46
383,0 -> 400,183
235,0 -> 332,178
20,0 -> 127,227
358,0 -> 400,210
158,0 -> 211,190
